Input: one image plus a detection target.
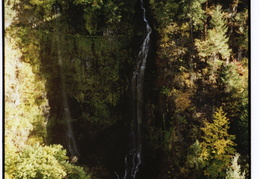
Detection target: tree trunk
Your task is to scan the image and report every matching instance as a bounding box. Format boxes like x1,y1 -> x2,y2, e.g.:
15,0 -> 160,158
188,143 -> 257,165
203,0 -> 208,41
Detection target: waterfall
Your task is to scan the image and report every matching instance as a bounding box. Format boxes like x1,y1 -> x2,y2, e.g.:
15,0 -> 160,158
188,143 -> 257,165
123,0 -> 152,178
55,7 -> 80,158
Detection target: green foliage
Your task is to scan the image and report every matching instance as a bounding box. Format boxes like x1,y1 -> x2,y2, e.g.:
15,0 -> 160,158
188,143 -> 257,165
156,21 -> 189,72
234,10 -> 248,51
103,0 -> 123,24
186,140 -> 204,170
148,1 -> 248,178
195,5 -> 231,60
220,60 -> 248,94
200,107 -> 236,178
150,0 -> 179,26
5,7 -> 94,178
6,0 -> 136,134
164,127 -> 178,150
5,143 -> 90,179
180,0 -> 206,27
149,1 -> 248,178
61,36 -> 129,126
219,59 -> 249,156
10,0 -> 55,28
74,0 -> 124,34
83,9 -> 98,35
5,28 -> 49,150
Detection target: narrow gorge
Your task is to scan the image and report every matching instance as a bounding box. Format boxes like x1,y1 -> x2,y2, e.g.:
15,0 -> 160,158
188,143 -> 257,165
5,0 -> 249,178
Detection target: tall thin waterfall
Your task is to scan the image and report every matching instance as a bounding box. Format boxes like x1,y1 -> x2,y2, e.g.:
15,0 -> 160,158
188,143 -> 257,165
123,0 -> 152,178
55,7 -> 80,158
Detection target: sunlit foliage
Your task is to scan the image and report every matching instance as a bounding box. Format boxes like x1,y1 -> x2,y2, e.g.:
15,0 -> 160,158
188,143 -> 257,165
200,107 -> 236,178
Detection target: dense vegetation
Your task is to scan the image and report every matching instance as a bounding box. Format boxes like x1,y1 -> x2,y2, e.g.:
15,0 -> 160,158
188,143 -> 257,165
5,0 -> 248,178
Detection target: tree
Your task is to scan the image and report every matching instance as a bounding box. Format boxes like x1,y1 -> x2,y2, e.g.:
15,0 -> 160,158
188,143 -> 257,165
185,140 -> 204,178
226,153 -> 245,179
200,107 -> 236,178
180,0 -> 206,42
195,5 -> 231,61
219,60 -> 249,166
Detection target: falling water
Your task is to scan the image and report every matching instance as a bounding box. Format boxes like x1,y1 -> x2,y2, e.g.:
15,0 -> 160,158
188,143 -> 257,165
55,7 -> 80,158
123,0 -> 152,178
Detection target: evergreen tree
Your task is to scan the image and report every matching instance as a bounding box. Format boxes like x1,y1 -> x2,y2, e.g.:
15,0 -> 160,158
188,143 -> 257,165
200,107 -> 236,178
180,0 -> 206,42
225,153 -> 245,179
185,140 -> 204,178
195,5 -> 231,61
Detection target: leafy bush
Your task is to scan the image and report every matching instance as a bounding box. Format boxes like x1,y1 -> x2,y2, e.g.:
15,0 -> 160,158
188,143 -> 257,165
5,143 -> 90,179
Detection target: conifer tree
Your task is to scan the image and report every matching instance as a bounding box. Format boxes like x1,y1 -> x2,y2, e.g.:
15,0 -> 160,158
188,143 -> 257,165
181,0 -> 206,42
185,140 -> 204,178
200,107 -> 236,178
226,153 -> 245,179
195,5 -> 231,61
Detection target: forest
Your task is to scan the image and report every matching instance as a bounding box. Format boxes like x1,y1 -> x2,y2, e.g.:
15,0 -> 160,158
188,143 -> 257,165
4,0 -> 249,178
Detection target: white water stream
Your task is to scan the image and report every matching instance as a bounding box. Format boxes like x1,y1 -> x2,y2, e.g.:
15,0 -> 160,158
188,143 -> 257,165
123,0 -> 152,178
55,7 -> 80,158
